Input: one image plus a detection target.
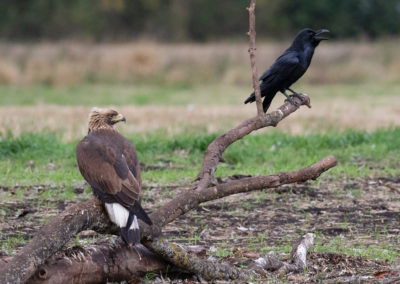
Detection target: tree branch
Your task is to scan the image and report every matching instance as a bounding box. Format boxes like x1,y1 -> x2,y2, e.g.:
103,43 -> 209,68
247,0 -> 263,116
195,94 -> 311,191
153,155 -> 336,229
145,237 -> 251,281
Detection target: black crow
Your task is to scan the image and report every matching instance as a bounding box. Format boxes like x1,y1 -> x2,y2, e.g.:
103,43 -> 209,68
244,28 -> 329,112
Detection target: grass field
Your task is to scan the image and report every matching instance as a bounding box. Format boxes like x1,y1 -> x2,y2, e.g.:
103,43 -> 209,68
1,41 -> 400,282
1,128 -> 400,187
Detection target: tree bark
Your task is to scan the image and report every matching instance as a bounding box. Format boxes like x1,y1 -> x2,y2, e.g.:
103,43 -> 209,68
27,242 -> 166,284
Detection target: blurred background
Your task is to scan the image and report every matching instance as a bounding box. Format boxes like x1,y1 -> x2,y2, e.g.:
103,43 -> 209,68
0,0 -> 400,138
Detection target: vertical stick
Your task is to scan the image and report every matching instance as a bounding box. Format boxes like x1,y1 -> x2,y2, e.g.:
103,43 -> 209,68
247,0 -> 263,116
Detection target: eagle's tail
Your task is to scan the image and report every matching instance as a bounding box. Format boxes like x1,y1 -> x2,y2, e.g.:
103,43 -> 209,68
121,214 -> 140,245
105,202 -> 152,246
121,202 -> 152,245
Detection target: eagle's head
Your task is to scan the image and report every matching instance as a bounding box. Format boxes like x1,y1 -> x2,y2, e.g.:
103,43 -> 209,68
88,107 -> 126,132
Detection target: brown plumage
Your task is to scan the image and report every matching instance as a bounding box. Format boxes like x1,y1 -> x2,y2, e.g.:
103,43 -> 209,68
76,107 -> 151,245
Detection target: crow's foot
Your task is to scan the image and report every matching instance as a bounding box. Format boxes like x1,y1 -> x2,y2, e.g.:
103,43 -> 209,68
286,96 -> 299,107
287,88 -> 305,102
281,90 -> 299,107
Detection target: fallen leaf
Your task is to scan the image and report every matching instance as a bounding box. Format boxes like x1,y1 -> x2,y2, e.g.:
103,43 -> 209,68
373,270 -> 392,279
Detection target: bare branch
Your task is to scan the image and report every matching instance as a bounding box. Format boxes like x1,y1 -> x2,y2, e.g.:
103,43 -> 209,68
195,94 -> 311,190
154,155 -> 335,228
247,0 -> 263,116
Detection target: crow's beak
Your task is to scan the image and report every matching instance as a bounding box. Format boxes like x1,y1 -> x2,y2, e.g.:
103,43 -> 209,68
314,29 -> 330,41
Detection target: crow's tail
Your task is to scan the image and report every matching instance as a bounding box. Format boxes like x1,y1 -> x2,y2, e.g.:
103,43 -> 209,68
120,202 -> 152,245
262,94 -> 275,113
244,92 -> 255,104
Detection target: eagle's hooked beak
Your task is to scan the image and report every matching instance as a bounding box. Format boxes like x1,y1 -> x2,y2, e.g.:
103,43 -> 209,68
111,113 -> 126,124
314,29 -> 330,41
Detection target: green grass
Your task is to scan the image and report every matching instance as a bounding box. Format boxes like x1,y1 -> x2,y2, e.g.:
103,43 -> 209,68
0,84 -> 230,106
1,128 -> 400,187
0,82 -> 400,106
314,232 -> 400,263
0,84 -> 196,106
1,233 -> 26,255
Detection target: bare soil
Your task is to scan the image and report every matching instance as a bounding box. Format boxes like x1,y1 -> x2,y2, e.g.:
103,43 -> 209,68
1,175 -> 399,283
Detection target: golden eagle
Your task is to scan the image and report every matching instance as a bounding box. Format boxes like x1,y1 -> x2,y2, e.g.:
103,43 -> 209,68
76,107 -> 152,245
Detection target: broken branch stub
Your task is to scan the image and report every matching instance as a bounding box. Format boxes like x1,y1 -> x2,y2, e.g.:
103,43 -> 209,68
251,233 -> 315,275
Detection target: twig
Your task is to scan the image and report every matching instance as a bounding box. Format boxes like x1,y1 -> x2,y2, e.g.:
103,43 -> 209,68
247,0 -> 263,116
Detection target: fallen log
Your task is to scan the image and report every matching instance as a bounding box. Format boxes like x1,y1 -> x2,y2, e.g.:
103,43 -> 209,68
27,241 -> 166,284
28,232 -> 316,283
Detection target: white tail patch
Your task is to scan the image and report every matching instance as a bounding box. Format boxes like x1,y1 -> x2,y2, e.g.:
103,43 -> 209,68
105,203 -> 129,228
131,215 -> 139,230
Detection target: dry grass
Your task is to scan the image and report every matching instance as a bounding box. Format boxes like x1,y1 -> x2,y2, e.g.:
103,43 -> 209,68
0,40 -> 399,85
2,92 -> 399,141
